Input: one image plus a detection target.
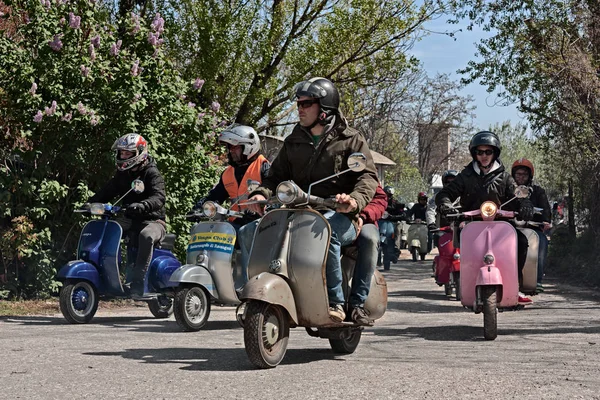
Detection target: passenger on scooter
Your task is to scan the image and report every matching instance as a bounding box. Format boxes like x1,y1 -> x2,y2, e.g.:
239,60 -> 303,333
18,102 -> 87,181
426,170 -> 458,248
511,158 -> 551,293
245,77 -> 379,322
350,185 -> 388,324
380,186 -> 406,263
435,130 -> 535,305
87,133 -> 166,297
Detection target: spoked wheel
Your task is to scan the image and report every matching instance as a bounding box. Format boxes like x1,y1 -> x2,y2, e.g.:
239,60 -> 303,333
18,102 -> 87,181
329,329 -> 362,354
59,280 -> 98,324
244,301 -> 290,369
411,247 -> 418,262
453,271 -> 461,301
174,286 -> 211,331
482,286 -> 498,340
148,295 -> 173,319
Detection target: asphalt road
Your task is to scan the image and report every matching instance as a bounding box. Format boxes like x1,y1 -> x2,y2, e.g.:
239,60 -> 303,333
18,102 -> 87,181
2,253 -> 600,399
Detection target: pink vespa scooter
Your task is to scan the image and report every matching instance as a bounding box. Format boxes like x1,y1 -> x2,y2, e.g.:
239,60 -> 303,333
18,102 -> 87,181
450,186 -> 530,340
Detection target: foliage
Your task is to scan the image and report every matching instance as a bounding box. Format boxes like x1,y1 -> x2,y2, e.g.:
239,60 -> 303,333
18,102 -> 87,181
0,0 -> 223,298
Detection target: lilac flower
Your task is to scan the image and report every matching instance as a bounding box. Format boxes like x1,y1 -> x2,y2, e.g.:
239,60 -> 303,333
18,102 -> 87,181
80,65 -> 90,77
68,13 -> 81,29
41,0 -> 51,9
59,17 -> 66,25
211,101 -> 220,113
61,112 -> 72,122
187,102 -> 196,108
29,82 -> 37,95
197,112 -> 206,119
48,34 -> 63,51
76,101 -> 87,115
33,110 -> 43,123
193,78 -> 205,91
148,32 -> 158,46
130,13 -> 141,35
109,40 -> 122,56
45,100 -> 57,116
132,93 -> 142,103
88,44 -> 96,61
130,59 -> 140,77
90,116 -> 98,126
151,13 -> 165,34
218,120 -> 228,127
91,35 -> 100,48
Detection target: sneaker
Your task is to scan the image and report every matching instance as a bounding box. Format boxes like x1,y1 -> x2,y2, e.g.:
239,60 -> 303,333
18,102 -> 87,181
536,283 -> 544,293
351,306 -> 373,325
328,304 -> 346,322
518,292 -> 533,305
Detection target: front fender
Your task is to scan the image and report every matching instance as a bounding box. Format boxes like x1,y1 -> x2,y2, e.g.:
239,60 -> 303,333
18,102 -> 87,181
240,272 -> 298,325
475,265 -> 503,286
56,260 -> 100,289
169,264 -> 218,298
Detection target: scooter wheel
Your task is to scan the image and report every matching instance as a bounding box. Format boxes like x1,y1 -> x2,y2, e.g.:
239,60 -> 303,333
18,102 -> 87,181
410,247 -> 418,262
329,329 -> 362,354
482,286 -> 498,340
148,295 -> 173,319
174,286 -> 211,331
59,280 -> 98,324
244,300 -> 289,369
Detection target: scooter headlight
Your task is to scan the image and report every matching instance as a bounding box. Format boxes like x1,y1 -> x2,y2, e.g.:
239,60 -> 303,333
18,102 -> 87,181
90,203 -> 105,215
484,254 -> 494,265
480,201 -> 498,218
196,251 -> 208,265
453,253 -> 461,260
276,181 -> 299,204
203,201 -> 217,218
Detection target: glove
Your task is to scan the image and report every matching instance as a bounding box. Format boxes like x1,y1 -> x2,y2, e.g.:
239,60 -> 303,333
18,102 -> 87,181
518,199 -> 534,221
428,223 -> 437,231
81,202 -> 91,211
439,204 -> 457,216
126,202 -> 146,217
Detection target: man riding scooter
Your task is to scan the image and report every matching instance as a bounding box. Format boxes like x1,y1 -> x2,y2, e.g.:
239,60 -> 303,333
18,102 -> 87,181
378,186 -> 405,269
245,77 -> 379,322
426,170 -> 458,248
436,130 -> 535,305
511,158 -> 551,293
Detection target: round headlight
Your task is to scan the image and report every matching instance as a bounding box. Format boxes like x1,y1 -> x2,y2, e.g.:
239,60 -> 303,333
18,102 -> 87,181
453,253 -> 461,260
196,252 -> 207,265
480,201 -> 498,218
484,254 -> 495,265
203,201 -> 217,218
276,181 -> 298,204
90,203 -> 105,215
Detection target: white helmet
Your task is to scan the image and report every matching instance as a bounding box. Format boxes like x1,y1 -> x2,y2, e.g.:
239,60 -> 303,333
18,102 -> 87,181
218,124 -> 261,160
111,133 -> 148,171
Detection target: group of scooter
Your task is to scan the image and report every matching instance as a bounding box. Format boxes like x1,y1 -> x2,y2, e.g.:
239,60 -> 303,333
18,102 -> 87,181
431,187 -> 545,340
378,211 -> 429,268
55,153 -> 388,368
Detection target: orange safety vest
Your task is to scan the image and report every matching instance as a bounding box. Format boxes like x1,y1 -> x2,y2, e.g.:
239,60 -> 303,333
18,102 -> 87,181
222,154 -> 268,212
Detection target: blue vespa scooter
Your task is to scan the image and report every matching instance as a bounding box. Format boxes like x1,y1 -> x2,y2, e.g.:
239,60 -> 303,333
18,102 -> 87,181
56,180 -> 181,324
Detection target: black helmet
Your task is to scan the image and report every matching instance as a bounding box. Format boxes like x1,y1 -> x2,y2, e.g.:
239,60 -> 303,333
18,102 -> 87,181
383,185 -> 395,196
442,170 -> 458,186
293,77 -> 339,112
469,131 -> 501,160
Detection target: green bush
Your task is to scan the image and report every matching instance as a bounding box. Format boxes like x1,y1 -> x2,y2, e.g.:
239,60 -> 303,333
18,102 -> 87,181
0,0 -> 223,298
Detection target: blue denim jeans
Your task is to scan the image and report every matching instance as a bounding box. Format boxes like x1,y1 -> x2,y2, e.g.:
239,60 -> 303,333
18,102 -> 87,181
534,229 -> 549,284
322,210 -> 357,305
349,223 -> 379,307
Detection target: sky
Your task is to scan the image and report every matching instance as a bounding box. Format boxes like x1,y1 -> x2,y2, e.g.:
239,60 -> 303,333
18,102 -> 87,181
409,19 -> 527,131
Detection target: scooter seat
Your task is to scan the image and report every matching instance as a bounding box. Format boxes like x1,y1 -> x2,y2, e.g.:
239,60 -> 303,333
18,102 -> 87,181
158,233 -> 177,250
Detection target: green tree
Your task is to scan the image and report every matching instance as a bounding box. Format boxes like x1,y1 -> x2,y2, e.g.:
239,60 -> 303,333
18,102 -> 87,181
0,0 -> 222,298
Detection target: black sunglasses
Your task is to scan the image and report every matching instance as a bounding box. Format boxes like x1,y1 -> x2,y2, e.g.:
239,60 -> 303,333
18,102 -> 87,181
476,149 -> 494,156
297,99 -> 319,109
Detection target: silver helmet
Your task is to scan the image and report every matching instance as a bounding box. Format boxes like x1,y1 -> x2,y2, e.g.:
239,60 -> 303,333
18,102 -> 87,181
218,124 -> 261,159
111,133 -> 148,171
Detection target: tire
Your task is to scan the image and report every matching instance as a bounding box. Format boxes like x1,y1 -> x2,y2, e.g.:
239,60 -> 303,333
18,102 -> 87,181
244,301 -> 290,369
59,280 -> 98,324
482,286 -> 498,340
453,271 -> 461,301
444,283 -> 452,296
420,252 -> 426,261
174,286 -> 211,331
411,247 -> 418,262
329,329 -> 362,354
148,295 -> 173,319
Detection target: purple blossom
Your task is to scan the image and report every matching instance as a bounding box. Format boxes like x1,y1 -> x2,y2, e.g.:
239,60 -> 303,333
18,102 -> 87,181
29,82 -> 37,95
197,112 -> 206,119
33,110 -> 43,123
91,35 -> 100,48
211,101 -> 220,113
218,120 -> 228,127
45,100 -> 57,116
68,12 -> 81,29
80,65 -> 90,77
76,101 -> 87,115
151,13 -> 165,34
61,112 -> 72,122
130,59 -> 140,77
59,17 -> 66,25
109,40 -> 122,56
130,12 -> 141,35
88,44 -> 96,61
148,32 -> 158,46
193,78 -> 205,91
48,34 -> 63,51
187,102 -> 196,108
90,116 -> 98,126
132,93 -> 142,103
41,0 -> 51,9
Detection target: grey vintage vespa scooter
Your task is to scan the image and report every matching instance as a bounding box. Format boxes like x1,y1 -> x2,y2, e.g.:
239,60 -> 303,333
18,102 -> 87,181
239,153 -> 388,368
169,182 -> 260,331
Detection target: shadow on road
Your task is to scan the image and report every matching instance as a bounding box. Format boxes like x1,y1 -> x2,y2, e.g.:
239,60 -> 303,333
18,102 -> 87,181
84,346 -> 342,371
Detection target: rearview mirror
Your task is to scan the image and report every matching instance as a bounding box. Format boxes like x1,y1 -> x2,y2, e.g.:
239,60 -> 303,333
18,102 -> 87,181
514,185 -> 530,199
347,153 -> 367,172
132,179 -> 145,194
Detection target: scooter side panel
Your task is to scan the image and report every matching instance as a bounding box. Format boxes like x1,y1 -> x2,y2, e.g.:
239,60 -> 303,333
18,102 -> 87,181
435,231 -> 454,284
169,265 -> 218,298
187,222 -> 238,304
56,260 -> 102,290
149,254 -> 181,290
518,227 -> 539,294
407,224 -> 429,254
460,221 -> 518,308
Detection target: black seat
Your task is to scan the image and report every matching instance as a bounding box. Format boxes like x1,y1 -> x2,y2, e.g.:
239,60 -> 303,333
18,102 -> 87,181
158,233 -> 177,250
